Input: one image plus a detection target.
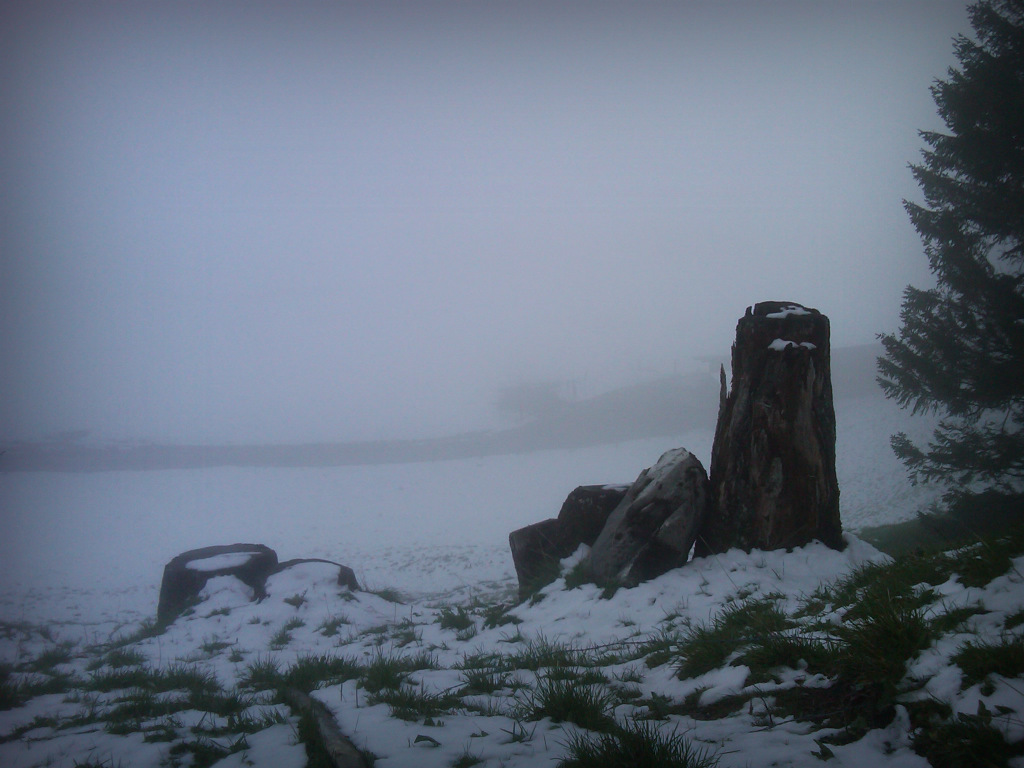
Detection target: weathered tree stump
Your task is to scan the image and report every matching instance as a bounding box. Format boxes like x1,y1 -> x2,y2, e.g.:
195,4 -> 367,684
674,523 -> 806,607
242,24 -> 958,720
157,543 -> 278,625
695,302 -> 842,555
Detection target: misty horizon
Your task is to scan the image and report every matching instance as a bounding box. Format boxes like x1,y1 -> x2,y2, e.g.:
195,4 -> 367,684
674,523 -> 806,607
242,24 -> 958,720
1,2 -> 970,446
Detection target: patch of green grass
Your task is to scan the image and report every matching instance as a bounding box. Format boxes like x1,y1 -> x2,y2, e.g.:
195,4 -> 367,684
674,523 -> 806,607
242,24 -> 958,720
199,637 -> 232,656
103,648 -> 147,669
161,663 -> 222,697
284,591 -> 308,609
520,557 -> 564,600
238,656 -> 283,693
457,651 -> 504,670
558,719 -> 720,768
1006,608 -> 1024,631
953,636 -> 1024,688
87,666 -> 161,693
913,708 -> 1024,768
450,748 -> 485,768
505,636 -> 595,672
559,561 -> 624,599
318,616 -> 350,637
674,598 -> 791,679
367,586 -> 406,604
635,626 -> 683,669
361,650 -> 410,694
29,641 -> 77,672
108,619 -> 164,647
0,664 -> 26,710
832,590 -> 933,698
390,625 -> 420,648
929,603 -> 988,635
370,684 -> 461,722
459,668 -> 510,695
168,733 -> 250,768
738,632 -> 840,684
481,603 -> 522,629
284,653 -> 362,693
269,627 -> 293,649
512,676 -> 616,732
563,561 -> 591,590
437,605 -> 475,632
104,689 -> 181,730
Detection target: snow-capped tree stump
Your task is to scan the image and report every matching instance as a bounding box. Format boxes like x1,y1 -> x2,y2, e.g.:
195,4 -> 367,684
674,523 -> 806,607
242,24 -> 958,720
695,302 -> 842,556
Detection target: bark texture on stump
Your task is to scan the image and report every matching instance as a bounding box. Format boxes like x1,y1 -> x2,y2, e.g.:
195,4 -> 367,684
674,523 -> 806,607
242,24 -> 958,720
695,301 -> 842,555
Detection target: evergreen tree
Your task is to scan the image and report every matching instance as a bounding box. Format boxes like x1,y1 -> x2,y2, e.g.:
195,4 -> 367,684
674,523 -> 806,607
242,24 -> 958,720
878,0 -> 1024,511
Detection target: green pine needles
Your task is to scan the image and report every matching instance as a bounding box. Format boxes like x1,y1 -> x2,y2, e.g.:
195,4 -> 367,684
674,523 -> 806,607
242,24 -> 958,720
879,0 -> 1024,511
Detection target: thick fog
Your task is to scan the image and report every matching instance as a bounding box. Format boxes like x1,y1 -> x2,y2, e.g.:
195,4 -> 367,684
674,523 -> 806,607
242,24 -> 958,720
1,1 -> 968,445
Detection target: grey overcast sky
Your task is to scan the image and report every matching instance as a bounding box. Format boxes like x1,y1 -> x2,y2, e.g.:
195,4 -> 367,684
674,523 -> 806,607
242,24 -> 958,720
1,1 -> 969,444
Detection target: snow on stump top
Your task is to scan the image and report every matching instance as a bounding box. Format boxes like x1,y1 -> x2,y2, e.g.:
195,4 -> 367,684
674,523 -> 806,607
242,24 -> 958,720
157,543 -> 278,625
582,448 -> 710,587
696,301 -> 842,556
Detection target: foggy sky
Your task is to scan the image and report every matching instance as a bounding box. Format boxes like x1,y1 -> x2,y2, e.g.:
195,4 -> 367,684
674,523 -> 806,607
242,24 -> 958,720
1,1 -> 969,444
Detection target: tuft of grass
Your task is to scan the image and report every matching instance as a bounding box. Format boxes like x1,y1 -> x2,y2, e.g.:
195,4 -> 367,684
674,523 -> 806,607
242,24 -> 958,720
269,626 -> 295,649
318,615 -> 350,637
238,656 -> 283,693
559,719 -> 720,768
199,637 -> 232,656
450,748 -> 485,768
561,561 -> 624,599
953,636 -> 1024,688
87,666 -> 162,693
482,603 -> 522,629
103,648 -> 147,669
459,668 -> 510,695
674,598 -> 791,680
367,586 -> 406,604
1005,608 -> 1024,631
284,591 -> 308,609
370,684 -> 460,722
1,664 -> 26,710
505,635 -> 595,672
913,708 -> 1024,768
30,642 -> 77,672
832,590 -> 933,699
512,676 -> 616,732
437,605 -> 475,632
520,557 -> 564,600
361,650 -> 411,694
284,653 -> 362,693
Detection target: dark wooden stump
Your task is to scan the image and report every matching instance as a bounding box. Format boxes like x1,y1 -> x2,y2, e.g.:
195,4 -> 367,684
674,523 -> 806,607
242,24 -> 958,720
157,543 -> 278,625
695,302 -> 843,555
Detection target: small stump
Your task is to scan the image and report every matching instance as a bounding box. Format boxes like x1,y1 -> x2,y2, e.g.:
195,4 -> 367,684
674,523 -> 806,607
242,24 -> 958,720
157,543 -> 278,625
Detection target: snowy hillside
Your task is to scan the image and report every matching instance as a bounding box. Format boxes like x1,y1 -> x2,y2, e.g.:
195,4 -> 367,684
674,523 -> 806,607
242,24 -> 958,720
0,392 -> 941,630
6,391 -> 1017,768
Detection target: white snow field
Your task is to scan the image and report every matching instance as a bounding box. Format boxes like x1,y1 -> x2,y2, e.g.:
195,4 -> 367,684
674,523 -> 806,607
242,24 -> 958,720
0,394 -> 941,630
5,393 -> 1020,768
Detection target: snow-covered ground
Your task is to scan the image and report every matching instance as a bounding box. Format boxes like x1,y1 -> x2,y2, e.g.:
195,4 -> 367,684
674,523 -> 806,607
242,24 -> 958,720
0,394 -> 941,631
5,393 -> 1007,768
